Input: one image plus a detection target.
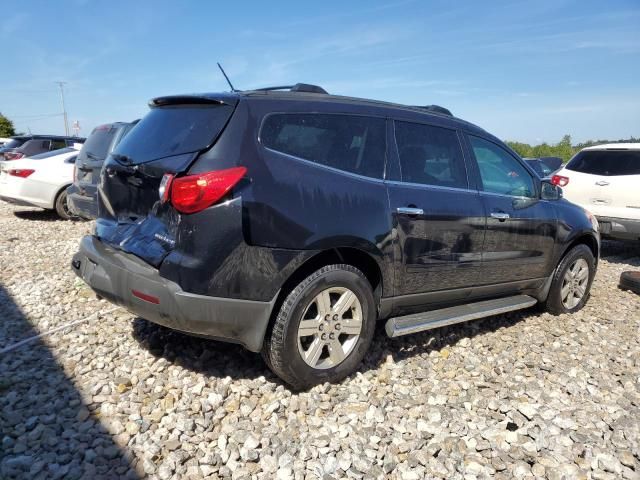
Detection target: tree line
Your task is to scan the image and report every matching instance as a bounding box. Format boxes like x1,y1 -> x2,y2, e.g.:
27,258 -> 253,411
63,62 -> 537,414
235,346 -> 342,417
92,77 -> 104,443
506,134 -> 639,163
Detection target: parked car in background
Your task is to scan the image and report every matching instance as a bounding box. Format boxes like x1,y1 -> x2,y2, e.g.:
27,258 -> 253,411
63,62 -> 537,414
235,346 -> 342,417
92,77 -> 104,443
0,137 -> 12,146
67,121 -> 138,219
524,156 -> 562,177
72,85 -> 600,388
1,135 -> 84,161
0,147 -> 79,219
553,144 -> 640,241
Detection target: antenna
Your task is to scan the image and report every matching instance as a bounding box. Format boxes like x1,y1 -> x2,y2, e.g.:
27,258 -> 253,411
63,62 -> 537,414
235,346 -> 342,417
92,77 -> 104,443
217,63 -> 237,92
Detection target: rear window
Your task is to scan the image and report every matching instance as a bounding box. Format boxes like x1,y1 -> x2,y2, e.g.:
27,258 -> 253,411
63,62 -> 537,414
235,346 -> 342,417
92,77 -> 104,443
113,105 -> 234,164
261,113 -> 386,179
21,139 -> 50,155
78,126 -> 120,162
30,147 -> 75,159
2,138 -> 27,149
566,150 -> 640,176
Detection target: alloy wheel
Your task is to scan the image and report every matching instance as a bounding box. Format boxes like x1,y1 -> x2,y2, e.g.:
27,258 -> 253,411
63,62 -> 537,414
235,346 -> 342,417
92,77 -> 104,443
561,258 -> 590,309
297,287 -> 362,369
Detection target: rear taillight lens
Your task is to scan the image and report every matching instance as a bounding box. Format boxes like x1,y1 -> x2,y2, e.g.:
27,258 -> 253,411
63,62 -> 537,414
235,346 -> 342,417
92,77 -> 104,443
5,152 -> 24,161
9,169 -> 35,178
169,167 -> 247,214
159,173 -> 174,203
551,174 -> 569,187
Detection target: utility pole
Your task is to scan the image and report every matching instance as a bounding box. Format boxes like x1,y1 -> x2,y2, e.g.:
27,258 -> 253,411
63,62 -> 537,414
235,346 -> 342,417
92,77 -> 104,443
55,81 -> 69,136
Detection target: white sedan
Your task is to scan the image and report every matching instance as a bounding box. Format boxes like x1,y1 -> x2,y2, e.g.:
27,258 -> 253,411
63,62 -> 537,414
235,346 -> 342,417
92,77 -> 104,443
0,147 -> 79,219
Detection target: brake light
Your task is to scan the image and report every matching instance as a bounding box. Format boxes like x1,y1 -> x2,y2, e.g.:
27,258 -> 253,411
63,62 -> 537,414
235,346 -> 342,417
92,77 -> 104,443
170,167 -> 247,214
551,174 -> 569,187
8,169 -> 35,178
5,152 -> 24,161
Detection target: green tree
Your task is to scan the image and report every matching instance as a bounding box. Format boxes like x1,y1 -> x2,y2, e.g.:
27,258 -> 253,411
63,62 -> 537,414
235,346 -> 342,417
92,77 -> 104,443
0,113 -> 16,137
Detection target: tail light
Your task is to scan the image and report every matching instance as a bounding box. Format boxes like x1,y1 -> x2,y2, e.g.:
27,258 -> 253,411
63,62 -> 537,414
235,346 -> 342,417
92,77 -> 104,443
168,167 -> 247,214
551,174 -> 569,187
9,169 -> 35,178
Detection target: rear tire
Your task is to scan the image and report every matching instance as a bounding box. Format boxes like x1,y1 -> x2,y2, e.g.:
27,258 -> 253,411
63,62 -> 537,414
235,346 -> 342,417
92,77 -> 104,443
54,190 -> 75,220
263,264 -> 376,389
543,244 -> 595,315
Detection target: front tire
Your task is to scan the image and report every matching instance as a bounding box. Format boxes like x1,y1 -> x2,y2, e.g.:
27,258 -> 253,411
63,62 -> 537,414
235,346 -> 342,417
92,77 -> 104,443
263,264 -> 376,389
543,244 -> 596,315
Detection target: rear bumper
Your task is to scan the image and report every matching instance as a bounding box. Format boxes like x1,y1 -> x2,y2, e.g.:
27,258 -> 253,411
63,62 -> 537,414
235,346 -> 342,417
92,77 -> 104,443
596,216 -> 640,241
67,184 -> 98,219
72,235 -> 276,352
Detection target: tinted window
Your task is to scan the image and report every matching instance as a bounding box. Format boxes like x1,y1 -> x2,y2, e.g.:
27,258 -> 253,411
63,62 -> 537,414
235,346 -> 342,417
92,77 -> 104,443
2,138 -> 27,149
261,113 -> 386,179
78,125 -> 119,162
30,147 -> 75,159
469,136 -> 535,198
20,139 -> 50,156
51,140 -> 67,150
114,105 -> 235,165
395,121 -> 467,188
566,150 -> 640,176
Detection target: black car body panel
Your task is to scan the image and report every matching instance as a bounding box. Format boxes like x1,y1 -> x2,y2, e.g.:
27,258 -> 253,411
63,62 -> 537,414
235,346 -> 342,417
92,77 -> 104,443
73,89 -> 599,352
67,122 -> 138,219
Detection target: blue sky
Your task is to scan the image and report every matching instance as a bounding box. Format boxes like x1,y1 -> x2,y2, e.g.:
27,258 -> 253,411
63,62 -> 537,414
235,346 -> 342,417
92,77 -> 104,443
1,0 -> 638,143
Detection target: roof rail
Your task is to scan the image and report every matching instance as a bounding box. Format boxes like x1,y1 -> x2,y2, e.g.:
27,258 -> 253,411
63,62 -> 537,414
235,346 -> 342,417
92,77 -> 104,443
253,83 -> 328,94
413,105 -> 453,116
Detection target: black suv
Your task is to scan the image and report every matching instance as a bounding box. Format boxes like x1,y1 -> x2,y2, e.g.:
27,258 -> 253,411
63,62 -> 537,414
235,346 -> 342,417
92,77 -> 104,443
67,122 -> 138,219
72,85 -> 600,388
1,135 -> 84,160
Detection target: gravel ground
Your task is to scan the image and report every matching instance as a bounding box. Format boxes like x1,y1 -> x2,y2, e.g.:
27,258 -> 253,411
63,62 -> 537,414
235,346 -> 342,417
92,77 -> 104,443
1,201 -> 639,480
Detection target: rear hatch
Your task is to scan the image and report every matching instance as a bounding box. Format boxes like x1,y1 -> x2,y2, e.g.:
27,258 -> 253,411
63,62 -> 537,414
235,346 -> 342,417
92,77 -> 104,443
561,148 -> 640,220
75,125 -> 122,191
95,94 -> 238,267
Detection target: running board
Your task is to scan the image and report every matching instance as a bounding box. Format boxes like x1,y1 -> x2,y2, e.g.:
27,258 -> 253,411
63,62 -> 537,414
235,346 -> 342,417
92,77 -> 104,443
385,295 -> 537,338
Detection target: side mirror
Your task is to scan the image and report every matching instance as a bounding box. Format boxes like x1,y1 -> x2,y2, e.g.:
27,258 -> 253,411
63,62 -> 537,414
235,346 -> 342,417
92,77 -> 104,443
541,180 -> 562,201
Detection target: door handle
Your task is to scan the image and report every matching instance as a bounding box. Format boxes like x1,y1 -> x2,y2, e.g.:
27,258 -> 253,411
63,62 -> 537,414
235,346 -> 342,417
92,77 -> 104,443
490,212 -> 510,221
397,207 -> 424,216
595,180 -> 610,186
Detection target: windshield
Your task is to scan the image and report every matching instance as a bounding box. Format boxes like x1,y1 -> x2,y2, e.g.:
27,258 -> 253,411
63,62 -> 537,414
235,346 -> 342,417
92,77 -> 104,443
566,150 -> 640,176
112,104 -> 234,164
30,147 -> 76,159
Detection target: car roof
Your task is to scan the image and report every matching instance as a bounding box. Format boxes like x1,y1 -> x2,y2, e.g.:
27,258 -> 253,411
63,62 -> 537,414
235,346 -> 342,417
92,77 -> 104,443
582,143 -> 640,151
151,89 -> 489,137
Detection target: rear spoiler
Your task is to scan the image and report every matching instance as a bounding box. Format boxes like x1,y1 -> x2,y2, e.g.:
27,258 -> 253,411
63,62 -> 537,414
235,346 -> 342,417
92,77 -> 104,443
150,94 -> 238,108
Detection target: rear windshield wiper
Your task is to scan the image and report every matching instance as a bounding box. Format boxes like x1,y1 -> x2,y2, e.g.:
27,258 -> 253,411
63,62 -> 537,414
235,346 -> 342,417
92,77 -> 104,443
112,153 -> 134,165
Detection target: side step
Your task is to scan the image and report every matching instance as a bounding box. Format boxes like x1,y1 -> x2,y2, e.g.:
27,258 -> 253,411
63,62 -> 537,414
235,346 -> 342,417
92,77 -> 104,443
385,295 -> 537,338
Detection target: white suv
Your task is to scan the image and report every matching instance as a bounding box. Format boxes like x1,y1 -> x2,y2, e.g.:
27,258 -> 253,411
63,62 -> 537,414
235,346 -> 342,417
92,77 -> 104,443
553,143 -> 640,241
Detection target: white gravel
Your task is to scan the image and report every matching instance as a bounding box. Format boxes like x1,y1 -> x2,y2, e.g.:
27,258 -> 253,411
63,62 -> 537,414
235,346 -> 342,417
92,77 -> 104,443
1,201 -> 639,480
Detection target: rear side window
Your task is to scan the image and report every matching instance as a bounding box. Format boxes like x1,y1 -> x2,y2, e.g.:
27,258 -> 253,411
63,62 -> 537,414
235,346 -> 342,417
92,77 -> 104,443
394,121 -> 467,188
261,113 -> 386,179
566,150 -> 640,176
114,105 -> 235,165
